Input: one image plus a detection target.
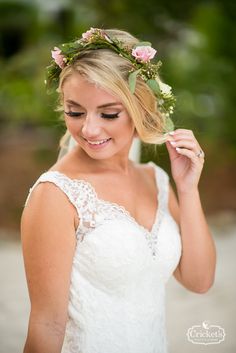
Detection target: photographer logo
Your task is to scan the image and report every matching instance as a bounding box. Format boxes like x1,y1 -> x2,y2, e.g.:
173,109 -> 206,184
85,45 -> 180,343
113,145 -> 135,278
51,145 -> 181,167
187,321 -> 225,345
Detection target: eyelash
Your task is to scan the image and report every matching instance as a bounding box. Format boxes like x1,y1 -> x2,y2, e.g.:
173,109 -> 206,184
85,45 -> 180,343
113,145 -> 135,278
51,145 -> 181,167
101,113 -> 119,119
64,111 -> 120,120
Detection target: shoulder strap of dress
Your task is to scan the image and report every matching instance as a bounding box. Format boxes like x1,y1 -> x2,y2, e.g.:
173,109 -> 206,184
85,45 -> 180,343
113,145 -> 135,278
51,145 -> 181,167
24,171 -> 99,238
25,171 -> 96,220
148,162 -> 170,211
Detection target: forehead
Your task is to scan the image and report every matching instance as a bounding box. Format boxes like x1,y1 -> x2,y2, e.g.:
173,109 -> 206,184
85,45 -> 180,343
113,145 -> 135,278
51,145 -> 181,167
62,72 -> 121,107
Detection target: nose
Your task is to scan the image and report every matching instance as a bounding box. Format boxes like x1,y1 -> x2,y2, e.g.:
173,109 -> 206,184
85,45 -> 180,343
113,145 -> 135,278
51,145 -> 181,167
81,114 -> 102,139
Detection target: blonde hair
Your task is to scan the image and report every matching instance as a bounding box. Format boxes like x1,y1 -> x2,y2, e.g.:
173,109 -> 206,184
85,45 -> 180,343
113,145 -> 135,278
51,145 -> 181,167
57,29 -> 168,148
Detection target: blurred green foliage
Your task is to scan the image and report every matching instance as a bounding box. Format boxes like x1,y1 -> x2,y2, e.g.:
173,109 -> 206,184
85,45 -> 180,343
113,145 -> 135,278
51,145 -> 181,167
0,0 -> 235,154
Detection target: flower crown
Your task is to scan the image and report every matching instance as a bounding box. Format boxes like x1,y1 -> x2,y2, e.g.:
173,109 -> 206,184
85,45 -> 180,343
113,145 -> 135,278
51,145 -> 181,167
46,27 -> 175,126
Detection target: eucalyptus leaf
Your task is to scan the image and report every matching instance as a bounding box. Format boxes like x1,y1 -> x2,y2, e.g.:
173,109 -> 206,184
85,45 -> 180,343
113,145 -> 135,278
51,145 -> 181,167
128,69 -> 141,93
146,79 -> 161,95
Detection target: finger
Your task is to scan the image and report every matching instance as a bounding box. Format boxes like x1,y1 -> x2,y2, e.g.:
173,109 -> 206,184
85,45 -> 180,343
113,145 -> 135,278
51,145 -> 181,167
165,140 -> 179,158
168,134 -> 195,142
176,147 -> 205,163
168,129 -> 194,136
170,139 -> 199,151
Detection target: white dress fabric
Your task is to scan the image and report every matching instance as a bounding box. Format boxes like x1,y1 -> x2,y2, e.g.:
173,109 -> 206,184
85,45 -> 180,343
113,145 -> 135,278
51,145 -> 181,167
25,162 -> 182,353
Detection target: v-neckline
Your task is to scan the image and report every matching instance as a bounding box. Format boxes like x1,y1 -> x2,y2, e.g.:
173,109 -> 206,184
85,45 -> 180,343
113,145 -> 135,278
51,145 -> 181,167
49,161 -> 162,235
94,161 -> 161,235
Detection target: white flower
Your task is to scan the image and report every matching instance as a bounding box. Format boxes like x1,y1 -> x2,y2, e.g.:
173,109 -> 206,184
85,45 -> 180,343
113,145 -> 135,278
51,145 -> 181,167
159,81 -> 172,95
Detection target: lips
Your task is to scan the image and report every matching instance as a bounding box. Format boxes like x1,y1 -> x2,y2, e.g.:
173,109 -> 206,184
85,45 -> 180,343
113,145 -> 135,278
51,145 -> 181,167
83,137 -> 112,149
86,138 -> 111,145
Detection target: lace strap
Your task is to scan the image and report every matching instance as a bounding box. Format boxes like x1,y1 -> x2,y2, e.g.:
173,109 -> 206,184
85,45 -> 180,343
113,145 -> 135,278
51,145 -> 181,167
24,171 -> 82,219
24,171 -> 99,237
148,162 -> 170,211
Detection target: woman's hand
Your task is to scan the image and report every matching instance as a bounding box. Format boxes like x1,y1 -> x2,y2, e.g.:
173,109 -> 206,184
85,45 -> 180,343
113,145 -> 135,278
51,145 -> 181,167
165,129 -> 205,193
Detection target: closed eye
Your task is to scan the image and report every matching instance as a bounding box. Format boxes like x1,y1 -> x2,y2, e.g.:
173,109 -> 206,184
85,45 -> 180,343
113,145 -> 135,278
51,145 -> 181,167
101,113 -> 119,119
64,111 -> 120,119
64,111 -> 84,118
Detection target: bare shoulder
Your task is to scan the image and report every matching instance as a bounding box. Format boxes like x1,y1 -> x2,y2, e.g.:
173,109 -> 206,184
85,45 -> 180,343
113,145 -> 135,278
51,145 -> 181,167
132,161 -> 156,183
135,161 -> 153,174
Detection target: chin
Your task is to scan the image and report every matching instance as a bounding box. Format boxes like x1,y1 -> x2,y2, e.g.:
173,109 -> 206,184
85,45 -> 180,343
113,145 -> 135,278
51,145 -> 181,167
84,150 -> 116,160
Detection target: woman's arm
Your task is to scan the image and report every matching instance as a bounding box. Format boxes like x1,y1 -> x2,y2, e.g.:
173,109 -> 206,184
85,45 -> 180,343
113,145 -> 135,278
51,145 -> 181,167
21,182 -> 77,353
166,129 -> 216,294
169,184 -> 216,293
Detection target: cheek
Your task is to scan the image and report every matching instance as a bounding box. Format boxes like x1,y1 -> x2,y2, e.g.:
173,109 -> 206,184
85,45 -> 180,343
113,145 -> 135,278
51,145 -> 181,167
116,115 -> 135,132
65,118 -> 81,131
123,118 -> 135,135
111,121 -> 134,138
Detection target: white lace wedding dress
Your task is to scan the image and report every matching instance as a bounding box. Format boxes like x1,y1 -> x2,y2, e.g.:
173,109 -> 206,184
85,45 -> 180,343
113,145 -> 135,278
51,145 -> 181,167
25,161 -> 182,353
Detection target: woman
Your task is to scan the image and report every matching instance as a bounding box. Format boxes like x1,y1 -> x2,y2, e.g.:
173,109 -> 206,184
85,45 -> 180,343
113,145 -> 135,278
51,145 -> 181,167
21,28 -> 216,353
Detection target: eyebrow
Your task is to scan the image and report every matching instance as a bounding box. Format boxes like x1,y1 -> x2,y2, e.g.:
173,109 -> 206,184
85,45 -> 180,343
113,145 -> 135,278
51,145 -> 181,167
65,99 -> 122,109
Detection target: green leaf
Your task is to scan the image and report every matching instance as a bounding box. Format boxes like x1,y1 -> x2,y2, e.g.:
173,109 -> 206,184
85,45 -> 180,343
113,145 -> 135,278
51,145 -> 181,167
128,69 -> 141,93
146,79 -> 161,95
165,117 -> 175,132
134,41 -> 152,48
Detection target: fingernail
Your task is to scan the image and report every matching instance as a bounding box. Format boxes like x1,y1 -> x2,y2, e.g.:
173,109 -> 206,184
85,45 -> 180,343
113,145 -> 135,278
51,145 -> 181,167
168,131 -> 175,135
176,147 -> 181,152
170,141 -> 176,146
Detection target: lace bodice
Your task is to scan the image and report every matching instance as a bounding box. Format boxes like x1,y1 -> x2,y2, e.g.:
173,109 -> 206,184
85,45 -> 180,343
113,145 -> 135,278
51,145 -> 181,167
25,162 -> 182,353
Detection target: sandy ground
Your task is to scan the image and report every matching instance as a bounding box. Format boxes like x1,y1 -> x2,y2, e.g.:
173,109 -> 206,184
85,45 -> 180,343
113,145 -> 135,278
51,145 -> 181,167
0,212 -> 235,353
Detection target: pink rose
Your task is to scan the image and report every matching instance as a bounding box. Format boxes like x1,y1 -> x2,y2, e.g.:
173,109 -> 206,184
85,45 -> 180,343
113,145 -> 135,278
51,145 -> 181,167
132,46 -> 157,62
82,27 -> 97,41
51,47 -> 66,69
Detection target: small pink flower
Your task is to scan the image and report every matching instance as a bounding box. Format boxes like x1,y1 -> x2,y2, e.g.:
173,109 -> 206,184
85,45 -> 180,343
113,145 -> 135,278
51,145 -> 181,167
51,47 -> 66,69
132,46 -> 157,62
82,27 -> 97,41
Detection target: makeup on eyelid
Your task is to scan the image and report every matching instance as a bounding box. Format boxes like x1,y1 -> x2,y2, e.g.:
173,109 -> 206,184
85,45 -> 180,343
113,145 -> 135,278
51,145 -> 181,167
64,111 -> 120,119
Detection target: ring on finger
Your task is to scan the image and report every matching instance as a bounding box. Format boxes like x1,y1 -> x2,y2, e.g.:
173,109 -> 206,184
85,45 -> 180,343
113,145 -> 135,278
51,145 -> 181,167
196,149 -> 204,158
